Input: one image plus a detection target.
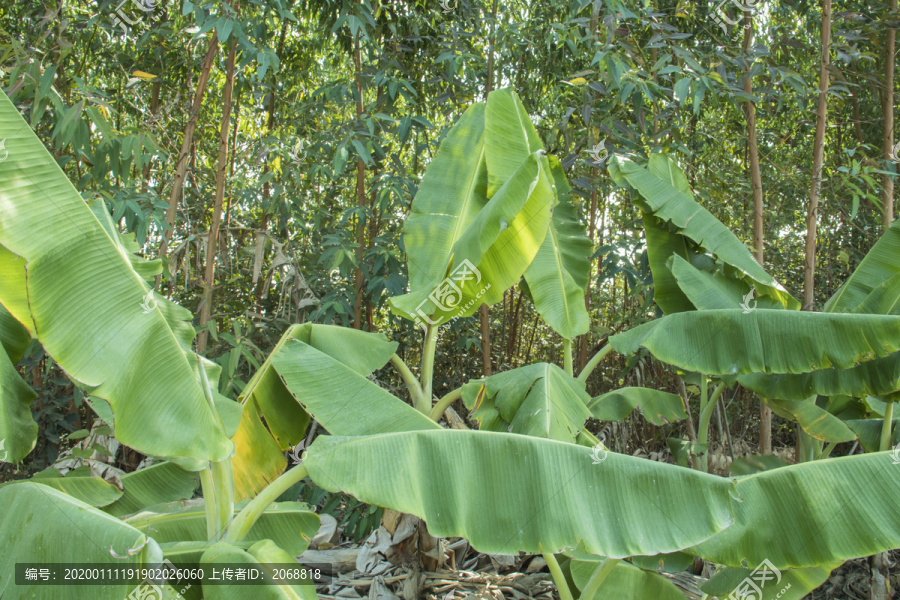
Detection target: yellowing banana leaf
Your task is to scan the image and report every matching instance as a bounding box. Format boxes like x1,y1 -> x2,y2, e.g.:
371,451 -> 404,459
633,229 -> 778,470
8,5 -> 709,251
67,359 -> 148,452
588,387 -> 687,426
569,558 -> 686,600
305,430 -> 735,557
689,452 -> 900,567
0,244 -> 33,337
614,155 -> 798,310
127,501 -> 318,557
825,219 -> 900,314
461,362 -> 591,442
765,398 -> 856,443
200,541 -> 318,600
0,483 -> 163,600
231,396 -> 287,503
738,351 -> 900,400
701,562 -> 839,600
0,90 -> 231,463
610,309 -> 900,375
231,323 -> 401,500
104,462 -> 199,518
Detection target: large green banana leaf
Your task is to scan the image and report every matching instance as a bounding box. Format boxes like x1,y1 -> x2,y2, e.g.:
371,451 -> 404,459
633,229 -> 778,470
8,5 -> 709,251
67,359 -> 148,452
588,387 -> 687,426
852,271 -> 900,315
12,468 -> 123,507
485,89 -> 591,338
0,302 -> 30,363
104,461 -> 199,517
613,155 -> 798,310
394,151 -> 554,324
0,330 -> 36,464
461,362 -> 591,442
670,254 -> 788,311
738,351 -> 900,400
610,309 -> 900,375
270,340 -> 440,435
392,103 -> 488,302
0,90 -> 231,463
569,558 -> 687,600
304,430 -> 735,557
689,452 -> 900,567
701,562 -> 839,600
0,483 -> 163,600
825,219 -> 900,314
766,398 -> 856,443
201,541 -> 318,600
126,500 -> 319,557
642,212 -> 695,314
231,323 -> 404,500
843,417 -> 900,452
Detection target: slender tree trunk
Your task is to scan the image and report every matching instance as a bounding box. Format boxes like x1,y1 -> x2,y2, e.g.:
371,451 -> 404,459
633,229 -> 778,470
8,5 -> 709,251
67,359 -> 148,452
159,35 -> 218,262
142,81 -> 160,194
197,24 -> 237,353
352,23 -> 367,330
883,0 -> 896,230
743,14 -> 772,455
478,0 -> 500,376
225,83 -> 242,229
803,0 -> 831,311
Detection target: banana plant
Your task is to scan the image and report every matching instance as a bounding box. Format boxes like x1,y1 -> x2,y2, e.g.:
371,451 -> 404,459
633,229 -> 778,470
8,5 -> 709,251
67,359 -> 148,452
0,89 -> 320,600
5,85 -> 900,600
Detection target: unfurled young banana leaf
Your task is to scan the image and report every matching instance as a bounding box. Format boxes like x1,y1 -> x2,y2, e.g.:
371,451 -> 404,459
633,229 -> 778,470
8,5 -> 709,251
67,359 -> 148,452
611,154 -> 799,312
304,430 -> 736,557
461,362 -> 591,442
0,90 -> 232,463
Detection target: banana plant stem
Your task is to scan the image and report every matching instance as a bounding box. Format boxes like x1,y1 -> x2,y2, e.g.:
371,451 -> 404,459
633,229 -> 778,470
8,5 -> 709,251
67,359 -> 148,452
577,344 -> 613,382
698,381 -> 725,472
390,353 -> 426,412
199,467 -> 219,541
429,387 -> 463,421
541,548 -> 575,600
197,357 -> 234,540
225,464 -> 309,544
880,401 -> 894,452
579,558 -> 621,600
420,324 -> 438,413
563,338 -> 573,376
